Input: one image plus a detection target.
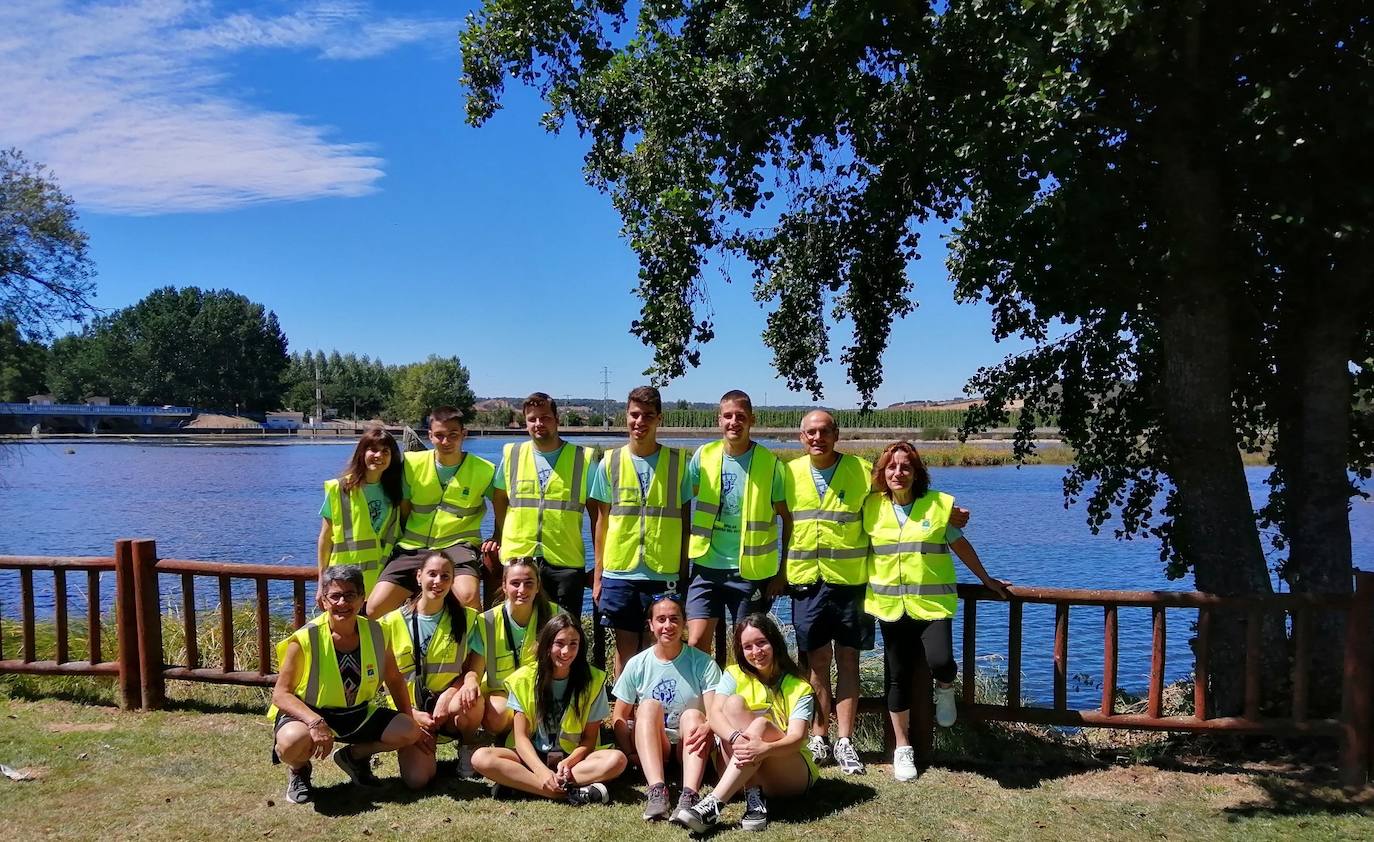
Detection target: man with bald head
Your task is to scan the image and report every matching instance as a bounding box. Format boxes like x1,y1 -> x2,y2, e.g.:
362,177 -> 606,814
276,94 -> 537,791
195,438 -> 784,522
783,410 -> 968,774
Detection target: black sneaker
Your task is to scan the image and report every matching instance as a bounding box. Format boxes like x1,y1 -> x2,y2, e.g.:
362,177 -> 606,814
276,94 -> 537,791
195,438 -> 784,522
566,782 -> 609,806
643,781 -> 671,820
489,780 -> 510,800
742,786 -> 768,832
332,746 -> 382,787
676,793 -> 722,834
285,763 -> 313,804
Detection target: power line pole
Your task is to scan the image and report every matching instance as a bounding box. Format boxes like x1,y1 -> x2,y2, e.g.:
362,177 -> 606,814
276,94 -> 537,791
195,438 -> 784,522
599,365 -> 610,425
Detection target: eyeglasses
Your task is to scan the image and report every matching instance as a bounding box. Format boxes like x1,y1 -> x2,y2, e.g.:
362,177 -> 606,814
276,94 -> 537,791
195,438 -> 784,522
323,591 -> 362,604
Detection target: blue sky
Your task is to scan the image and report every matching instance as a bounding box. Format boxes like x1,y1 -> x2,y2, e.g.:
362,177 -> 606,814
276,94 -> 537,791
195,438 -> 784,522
3,0 -> 1036,407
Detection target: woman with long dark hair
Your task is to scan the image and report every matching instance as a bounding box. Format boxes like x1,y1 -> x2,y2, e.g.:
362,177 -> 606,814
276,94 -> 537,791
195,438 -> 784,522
675,613 -> 815,833
318,426 -> 403,594
864,441 -> 1010,782
465,557 -> 556,738
471,612 -> 626,804
379,552 -> 484,783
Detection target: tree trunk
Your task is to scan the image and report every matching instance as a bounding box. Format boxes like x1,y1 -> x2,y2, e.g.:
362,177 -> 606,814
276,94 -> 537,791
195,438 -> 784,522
1272,253 -> 1368,713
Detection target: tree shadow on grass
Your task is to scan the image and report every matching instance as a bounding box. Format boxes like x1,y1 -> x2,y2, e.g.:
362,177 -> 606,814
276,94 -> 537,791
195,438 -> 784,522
910,720 -> 1109,790
770,776 -> 878,824
1222,775 -> 1374,821
311,760 -> 492,817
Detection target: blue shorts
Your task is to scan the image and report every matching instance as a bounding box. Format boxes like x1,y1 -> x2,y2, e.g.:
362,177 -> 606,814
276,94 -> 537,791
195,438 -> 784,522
598,577 -> 676,632
686,566 -> 769,622
791,582 -> 875,652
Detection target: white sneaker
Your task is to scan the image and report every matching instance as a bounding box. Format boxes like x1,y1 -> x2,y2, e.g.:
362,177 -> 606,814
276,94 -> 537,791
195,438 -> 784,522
935,685 -> 958,728
807,734 -> 831,765
892,745 -> 918,782
834,737 -> 865,775
456,744 -> 476,778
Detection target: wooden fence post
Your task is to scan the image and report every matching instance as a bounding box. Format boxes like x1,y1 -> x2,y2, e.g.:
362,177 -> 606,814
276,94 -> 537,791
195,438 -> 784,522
1340,570 -> 1373,788
113,539 -> 142,711
131,539 -> 166,711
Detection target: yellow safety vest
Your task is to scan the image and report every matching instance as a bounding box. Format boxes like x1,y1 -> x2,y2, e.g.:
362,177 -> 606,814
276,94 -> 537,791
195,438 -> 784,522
473,602 -> 542,693
602,445 -> 686,575
398,451 -> 495,550
784,454 -> 871,585
499,441 -> 594,568
723,664 -> 817,777
863,490 -> 958,621
503,662 -> 609,753
688,441 -> 780,580
379,603 -> 477,709
323,479 -> 399,594
267,614 -> 385,720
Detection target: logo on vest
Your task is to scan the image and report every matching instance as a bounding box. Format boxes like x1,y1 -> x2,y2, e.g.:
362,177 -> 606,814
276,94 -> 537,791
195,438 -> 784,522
921,519 -> 931,528
366,666 -> 376,677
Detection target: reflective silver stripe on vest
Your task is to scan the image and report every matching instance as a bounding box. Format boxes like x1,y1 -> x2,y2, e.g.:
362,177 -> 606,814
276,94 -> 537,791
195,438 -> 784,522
790,509 -> 860,523
608,505 -> 679,517
483,611 -> 499,690
871,541 -> 951,555
695,500 -> 720,516
409,502 -> 439,514
559,728 -> 583,747
786,546 -> 867,561
303,622 -> 323,705
744,519 -> 776,531
425,659 -> 465,677
436,501 -> 483,517
508,498 -> 582,512
689,524 -> 713,539
869,582 -> 958,597
357,558 -> 381,573
741,543 -> 776,557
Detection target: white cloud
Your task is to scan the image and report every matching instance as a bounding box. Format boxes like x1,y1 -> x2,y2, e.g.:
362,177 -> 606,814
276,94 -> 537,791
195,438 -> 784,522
0,0 -> 459,214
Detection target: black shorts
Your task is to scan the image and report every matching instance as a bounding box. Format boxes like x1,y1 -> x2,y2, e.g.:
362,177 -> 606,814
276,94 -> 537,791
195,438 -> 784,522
791,582 -> 875,652
598,577 -> 676,632
534,558 -> 588,620
379,544 -> 482,592
686,566 -> 769,622
270,705 -> 401,763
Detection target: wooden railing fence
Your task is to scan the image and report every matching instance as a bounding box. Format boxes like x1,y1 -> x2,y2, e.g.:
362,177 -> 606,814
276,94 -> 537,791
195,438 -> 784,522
2,539 -> 1370,786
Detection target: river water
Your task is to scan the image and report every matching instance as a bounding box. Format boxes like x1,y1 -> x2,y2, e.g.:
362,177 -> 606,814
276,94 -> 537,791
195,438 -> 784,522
3,438 -> 1371,709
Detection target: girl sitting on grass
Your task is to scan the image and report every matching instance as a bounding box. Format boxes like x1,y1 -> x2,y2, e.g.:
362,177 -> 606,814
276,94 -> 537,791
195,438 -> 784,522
610,593 -> 721,821
379,552 -> 484,783
675,613 -> 817,833
471,612 -> 626,804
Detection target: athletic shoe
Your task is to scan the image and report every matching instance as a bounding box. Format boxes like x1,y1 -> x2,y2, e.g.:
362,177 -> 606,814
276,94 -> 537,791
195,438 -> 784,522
566,782 -> 610,806
676,793 -> 722,834
284,763 -> 313,804
834,737 -> 866,775
669,788 -> 699,827
456,744 -> 476,779
807,734 -> 832,765
935,685 -> 958,728
643,782 -> 672,820
893,745 -> 918,782
333,746 -> 382,787
742,786 -> 768,832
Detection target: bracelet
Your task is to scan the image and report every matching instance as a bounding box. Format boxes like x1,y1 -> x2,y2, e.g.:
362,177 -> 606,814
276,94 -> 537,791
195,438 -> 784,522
728,729 -> 742,745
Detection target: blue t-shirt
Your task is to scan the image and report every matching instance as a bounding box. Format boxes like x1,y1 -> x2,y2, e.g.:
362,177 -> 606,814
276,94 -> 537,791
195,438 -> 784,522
714,670 -> 815,723
894,500 -> 964,542
508,676 -> 611,753
494,441 -> 593,496
686,443 -> 786,570
590,447 -> 694,582
810,461 -> 840,499
319,481 -> 393,533
611,645 -> 723,731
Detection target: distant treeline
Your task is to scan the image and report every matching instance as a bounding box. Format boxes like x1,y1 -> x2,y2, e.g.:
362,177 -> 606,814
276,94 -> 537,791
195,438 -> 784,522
649,407 -> 1031,430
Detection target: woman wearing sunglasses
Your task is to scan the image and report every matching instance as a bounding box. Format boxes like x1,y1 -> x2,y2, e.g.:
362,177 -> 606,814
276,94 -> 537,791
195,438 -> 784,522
610,592 -> 721,821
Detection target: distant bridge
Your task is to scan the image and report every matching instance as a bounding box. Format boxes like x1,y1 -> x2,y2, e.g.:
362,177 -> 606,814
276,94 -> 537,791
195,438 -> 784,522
0,403 -> 194,431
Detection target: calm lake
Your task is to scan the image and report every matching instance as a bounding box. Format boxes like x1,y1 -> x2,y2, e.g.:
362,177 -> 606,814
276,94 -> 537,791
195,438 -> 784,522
3,438 -> 1371,709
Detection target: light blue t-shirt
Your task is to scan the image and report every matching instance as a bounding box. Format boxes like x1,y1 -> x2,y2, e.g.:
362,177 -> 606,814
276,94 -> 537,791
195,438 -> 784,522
494,441 -> 593,496
686,443 -> 787,570
590,448 -> 694,582
508,676 -> 611,753
714,670 -> 815,722
319,481 -> 392,533
810,461 -> 840,499
611,645 -> 723,731
894,500 -> 963,542
465,607 -> 532,658
399,605 -> 444,662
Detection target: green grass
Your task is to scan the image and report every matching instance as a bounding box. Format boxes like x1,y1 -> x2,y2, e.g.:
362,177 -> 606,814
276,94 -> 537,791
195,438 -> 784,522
1,694 -> 1369,841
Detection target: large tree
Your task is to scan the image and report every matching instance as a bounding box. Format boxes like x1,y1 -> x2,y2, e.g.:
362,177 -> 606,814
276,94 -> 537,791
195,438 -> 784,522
1,149 -> 96,340
0,320 -> 48,401
460,1 -> 1372,712
49,286 -> 289,411
391,355 -> 477,425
